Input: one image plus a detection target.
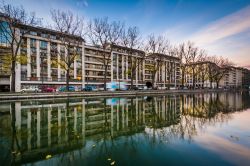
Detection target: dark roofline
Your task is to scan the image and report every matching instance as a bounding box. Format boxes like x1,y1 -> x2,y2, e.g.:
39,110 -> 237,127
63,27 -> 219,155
0,14 -> 84,42
146,53 -> 180,61
19,24 -> 84,42
186,61 -> 217,66
112,44 -> 145,54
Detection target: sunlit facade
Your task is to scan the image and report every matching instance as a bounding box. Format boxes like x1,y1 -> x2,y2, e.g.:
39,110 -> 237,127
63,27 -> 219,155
185,62 -> 244,89
219,67 -> 243,88
0,18 -> 181,92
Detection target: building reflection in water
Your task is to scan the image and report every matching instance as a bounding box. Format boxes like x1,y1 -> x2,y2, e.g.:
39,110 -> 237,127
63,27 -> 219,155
0,92 -> 249,165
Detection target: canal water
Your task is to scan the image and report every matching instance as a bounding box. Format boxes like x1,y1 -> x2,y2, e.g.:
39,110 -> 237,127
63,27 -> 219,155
0,92 -> 250,166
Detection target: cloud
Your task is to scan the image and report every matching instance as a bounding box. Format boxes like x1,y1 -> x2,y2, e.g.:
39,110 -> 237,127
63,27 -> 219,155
191,5 -> 250,46
196,134 -> 250,165
76,0 -> 88,7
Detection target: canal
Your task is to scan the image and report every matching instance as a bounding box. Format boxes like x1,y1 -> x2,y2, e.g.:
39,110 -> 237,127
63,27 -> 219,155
0,92 -> 250,166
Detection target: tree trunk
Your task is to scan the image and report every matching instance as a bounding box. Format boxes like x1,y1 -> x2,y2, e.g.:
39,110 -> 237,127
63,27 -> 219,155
168,76 -> 171,90
10,61 -> 16,92
131,59 -> 137,90
216,81 -> 219,89
152,72 -> 156,89
130,70 -> 134,90
66,68 -> 70,91
181,70 -> 185,89
192,69 -> 195,89
104,65 -> 107,91
11,102 -> 17,165
202,78 -> 204,89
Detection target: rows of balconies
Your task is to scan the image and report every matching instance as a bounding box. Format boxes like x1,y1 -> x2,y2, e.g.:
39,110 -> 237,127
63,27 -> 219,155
21,77 -> 82,82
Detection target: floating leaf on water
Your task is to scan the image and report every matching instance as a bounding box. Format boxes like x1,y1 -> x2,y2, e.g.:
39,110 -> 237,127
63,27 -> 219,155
110,161 -> 115,165
92,144 -> 96,148
107,158 -> 112,161
230,135 -> 240,141
46,155 -> 52,159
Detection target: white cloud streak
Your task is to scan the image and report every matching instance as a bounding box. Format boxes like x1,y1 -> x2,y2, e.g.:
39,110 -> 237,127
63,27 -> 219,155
191,5 -> 250,46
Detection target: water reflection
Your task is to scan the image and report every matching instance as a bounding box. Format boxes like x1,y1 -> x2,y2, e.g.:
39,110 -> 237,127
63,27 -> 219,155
0,92 -> 250,165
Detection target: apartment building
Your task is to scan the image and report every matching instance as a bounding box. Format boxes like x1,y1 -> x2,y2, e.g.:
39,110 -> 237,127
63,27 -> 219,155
185,61 -> 217,88
185,62 -> 243,89
242,68 -> 250,88
84,45 -> 146,87
18,26 -> 85,91
145,53 -> 181,88
0,17 -> 181,92
219,66 -> 243,88
0,14 -> 85,92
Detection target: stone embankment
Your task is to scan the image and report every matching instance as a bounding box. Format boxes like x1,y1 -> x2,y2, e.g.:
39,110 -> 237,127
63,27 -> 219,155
0,89 -> 242,101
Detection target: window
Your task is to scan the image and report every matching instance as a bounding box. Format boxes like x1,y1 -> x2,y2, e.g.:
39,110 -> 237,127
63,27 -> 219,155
30,31 -> 37,36
40,41 -> 47,49
41,33 -> 48,38
50,35 -> 56,40
0,21 -> 11,44
30,38 -> 36,47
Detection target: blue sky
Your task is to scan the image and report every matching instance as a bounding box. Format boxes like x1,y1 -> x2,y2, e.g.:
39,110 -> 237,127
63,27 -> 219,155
7,0 -> 250,68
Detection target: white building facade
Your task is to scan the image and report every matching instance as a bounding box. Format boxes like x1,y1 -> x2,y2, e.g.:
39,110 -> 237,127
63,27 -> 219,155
0,18 -> 181,92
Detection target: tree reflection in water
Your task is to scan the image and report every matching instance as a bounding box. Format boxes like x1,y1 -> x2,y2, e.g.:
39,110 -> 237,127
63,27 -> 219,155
0,92 -> 249,165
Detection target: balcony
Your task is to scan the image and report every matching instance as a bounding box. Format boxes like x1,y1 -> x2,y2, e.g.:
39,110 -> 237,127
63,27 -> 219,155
21,77 -> 82,82
86,78 -> 106,83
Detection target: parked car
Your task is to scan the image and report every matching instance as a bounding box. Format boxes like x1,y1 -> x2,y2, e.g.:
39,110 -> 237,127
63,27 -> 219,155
59,86 -> 75,92
41,86 -> 56,92
21,87 -> 41,93
98,87 -> 105,91
169,87 -> 176,90
83,86 -> 98,91
138,86 -> 144,90
132,87 -> 139,90
144,86 -> 152,90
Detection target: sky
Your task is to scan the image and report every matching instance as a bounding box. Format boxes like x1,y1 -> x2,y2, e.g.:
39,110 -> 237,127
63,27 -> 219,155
6,0 -> 250,68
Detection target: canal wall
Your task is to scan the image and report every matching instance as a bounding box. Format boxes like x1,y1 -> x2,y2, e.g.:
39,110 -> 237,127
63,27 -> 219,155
0,89 -> 246,101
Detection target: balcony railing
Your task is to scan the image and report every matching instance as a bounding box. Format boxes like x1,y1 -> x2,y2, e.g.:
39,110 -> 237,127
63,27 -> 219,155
21,77 -> 82,82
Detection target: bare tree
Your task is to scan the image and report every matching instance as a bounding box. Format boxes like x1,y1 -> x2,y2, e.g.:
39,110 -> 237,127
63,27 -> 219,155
196,51 -> 208,89
87,17 -> 124,90
120,26 -> 144,89
50,9 -> 84,91
213,56 -> 233,88
207,61 -> 217,88
144,34 -> 170,88
0,2 -> 40,92
176,41 -> 193,89
207,56 -> 233,88
165,47 -> 179,89
188,47 -> 205,89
